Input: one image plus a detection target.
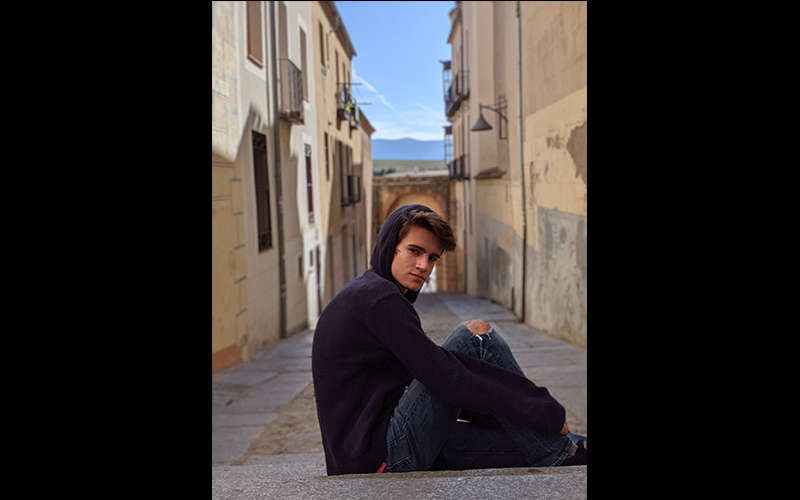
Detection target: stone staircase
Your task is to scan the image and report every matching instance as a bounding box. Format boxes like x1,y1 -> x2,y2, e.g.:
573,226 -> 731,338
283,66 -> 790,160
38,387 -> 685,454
212,453 -> 587,499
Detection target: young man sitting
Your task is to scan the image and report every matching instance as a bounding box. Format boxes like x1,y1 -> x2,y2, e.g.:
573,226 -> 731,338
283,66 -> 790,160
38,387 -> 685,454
312,204 -> 586,475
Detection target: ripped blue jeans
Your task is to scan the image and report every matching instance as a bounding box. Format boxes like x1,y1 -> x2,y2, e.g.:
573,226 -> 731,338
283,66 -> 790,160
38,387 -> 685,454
384,323 -> 579,472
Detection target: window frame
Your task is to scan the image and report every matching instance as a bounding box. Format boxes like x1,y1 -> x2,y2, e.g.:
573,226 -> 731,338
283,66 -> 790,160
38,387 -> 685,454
305,144 -> 314,225
252,131 -> 273,252
246,1 -> 264,67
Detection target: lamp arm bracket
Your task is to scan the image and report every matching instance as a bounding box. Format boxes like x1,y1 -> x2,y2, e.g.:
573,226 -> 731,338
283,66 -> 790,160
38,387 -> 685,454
480,103 -> 507,122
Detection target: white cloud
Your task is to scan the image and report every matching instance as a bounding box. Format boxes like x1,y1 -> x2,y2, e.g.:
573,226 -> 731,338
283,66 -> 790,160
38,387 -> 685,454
415,102 -> 444,120
376,95 -> 395,111
367,104 -> 448,141
352,67 -> 377,93
351,66 -> 446,141
353,66 -> 395,111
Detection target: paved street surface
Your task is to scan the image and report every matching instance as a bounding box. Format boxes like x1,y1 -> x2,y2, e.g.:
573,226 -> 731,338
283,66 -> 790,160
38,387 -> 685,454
212,292 -> 587,498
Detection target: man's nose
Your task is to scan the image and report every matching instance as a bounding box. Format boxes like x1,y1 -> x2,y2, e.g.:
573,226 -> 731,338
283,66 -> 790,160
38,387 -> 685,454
415,256 -> 429,270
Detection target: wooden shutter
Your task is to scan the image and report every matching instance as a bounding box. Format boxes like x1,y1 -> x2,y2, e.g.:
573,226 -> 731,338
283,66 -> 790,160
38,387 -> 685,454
246,2 -> 263,66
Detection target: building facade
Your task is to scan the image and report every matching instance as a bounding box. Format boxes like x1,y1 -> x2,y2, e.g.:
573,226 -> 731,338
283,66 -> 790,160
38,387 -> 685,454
445,1 -> 587,347
213,1 -> 374,373
213,1 -> 251,373
312,1 -> 372,310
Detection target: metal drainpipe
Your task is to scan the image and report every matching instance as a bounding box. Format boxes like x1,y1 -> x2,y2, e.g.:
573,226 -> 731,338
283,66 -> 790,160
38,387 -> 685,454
516,0 -> 527,323
270,0 -> 287,339
461,4 -> 469,295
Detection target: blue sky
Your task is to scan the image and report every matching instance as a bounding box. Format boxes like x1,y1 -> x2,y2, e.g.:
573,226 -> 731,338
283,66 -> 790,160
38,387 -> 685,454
334,1 -> 456,142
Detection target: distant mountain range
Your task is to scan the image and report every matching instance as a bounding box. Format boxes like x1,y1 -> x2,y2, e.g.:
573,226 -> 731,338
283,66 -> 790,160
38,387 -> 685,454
372,138 -> 444,160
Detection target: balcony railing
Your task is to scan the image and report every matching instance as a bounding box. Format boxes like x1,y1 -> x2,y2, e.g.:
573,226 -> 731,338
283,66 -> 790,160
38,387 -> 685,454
445,70 -> 469,117
447,154 -> 469,181
279,58 -> 304,124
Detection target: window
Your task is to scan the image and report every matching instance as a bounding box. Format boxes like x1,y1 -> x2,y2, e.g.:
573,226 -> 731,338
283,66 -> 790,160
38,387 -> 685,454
300,27 -> 308,101
318,22 -> 325,67
348,147 -> 354,203
278,2 -> 287,60
337,141 -> 345,205
315,246 -> 321,313
305,144 -> 314,224
246,2 -> 263,67
350,222 -> 357,282
252,131 -> 272,251
339,142 -> 356,207
324,132 -> 330,180
345,145 -> 351,204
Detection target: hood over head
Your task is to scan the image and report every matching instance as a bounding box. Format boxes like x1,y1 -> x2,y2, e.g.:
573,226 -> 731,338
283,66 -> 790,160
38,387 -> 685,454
370,204 -> 433,304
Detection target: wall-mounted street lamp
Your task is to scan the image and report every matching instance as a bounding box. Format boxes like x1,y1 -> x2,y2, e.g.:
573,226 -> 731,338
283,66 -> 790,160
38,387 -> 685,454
471,95 -> 508,139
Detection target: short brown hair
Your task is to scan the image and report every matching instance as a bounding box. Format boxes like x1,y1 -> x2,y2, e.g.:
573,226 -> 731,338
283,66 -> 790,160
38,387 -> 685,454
397,209 -> 456,253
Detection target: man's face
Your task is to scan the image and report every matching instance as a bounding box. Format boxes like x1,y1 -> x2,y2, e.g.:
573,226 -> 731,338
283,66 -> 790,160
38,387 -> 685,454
391,226 -> 443,294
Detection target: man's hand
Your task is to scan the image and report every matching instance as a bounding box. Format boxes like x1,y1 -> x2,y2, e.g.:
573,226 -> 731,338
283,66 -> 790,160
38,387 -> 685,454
560,418 -> 571,435
464,319 -> 491,336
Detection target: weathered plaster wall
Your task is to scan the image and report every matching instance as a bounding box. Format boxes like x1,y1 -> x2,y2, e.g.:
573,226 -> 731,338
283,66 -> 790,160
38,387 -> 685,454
474,179 -> 518,310
528,207 -> 586,347
524,87 -> 587,347
213,1 -> 252,373
475,212 -> 518,309
520,1 -> 587,347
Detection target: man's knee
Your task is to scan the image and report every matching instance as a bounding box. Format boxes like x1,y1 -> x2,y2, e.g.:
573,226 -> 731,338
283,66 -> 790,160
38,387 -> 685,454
464,319 -> 491,336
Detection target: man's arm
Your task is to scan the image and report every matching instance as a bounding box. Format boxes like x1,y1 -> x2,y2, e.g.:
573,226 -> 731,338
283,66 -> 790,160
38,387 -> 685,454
367,294 -> 567,436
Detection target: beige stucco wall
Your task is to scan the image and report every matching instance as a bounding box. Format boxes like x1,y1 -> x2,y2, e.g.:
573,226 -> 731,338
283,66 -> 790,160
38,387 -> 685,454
447,1 -> 587,347
359,116 -> 375,260
521,2 -> 587,119
311,1 -> 366,308
234,1 -> 283,357
213,1 -> 372,371
312,1 -> 334,304
311,3 -> 326,230
521,2 -> 587,347
355,112 -> 375,265
524,86 -> 587,347
213,1 -> 251,373
278,0 -> 317,336
448,4 -> 479,298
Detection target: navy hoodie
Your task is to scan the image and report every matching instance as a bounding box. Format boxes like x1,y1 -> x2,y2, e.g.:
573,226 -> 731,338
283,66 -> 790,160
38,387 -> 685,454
311,204 -> 566,475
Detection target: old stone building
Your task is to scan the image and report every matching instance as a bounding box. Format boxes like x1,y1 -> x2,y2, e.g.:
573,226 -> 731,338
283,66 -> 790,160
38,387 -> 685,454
212,1 -> 374,373
311,1 -> 373,311
444,1 -> 587,347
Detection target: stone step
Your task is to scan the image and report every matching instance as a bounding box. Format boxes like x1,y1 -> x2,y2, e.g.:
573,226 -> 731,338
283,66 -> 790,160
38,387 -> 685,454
212,453 -> 587,499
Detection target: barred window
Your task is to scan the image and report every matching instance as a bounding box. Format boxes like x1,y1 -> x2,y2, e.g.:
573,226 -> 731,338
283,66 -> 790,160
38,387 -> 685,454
252,131 -> 272,251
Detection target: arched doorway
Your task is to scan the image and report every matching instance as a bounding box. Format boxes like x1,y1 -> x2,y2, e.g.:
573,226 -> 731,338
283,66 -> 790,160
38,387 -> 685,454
376,188 -> 452,293
384,192 -> 447,223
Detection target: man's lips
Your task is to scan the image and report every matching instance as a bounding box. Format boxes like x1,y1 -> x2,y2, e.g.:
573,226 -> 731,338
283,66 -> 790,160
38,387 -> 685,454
410,273 -> 425,282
